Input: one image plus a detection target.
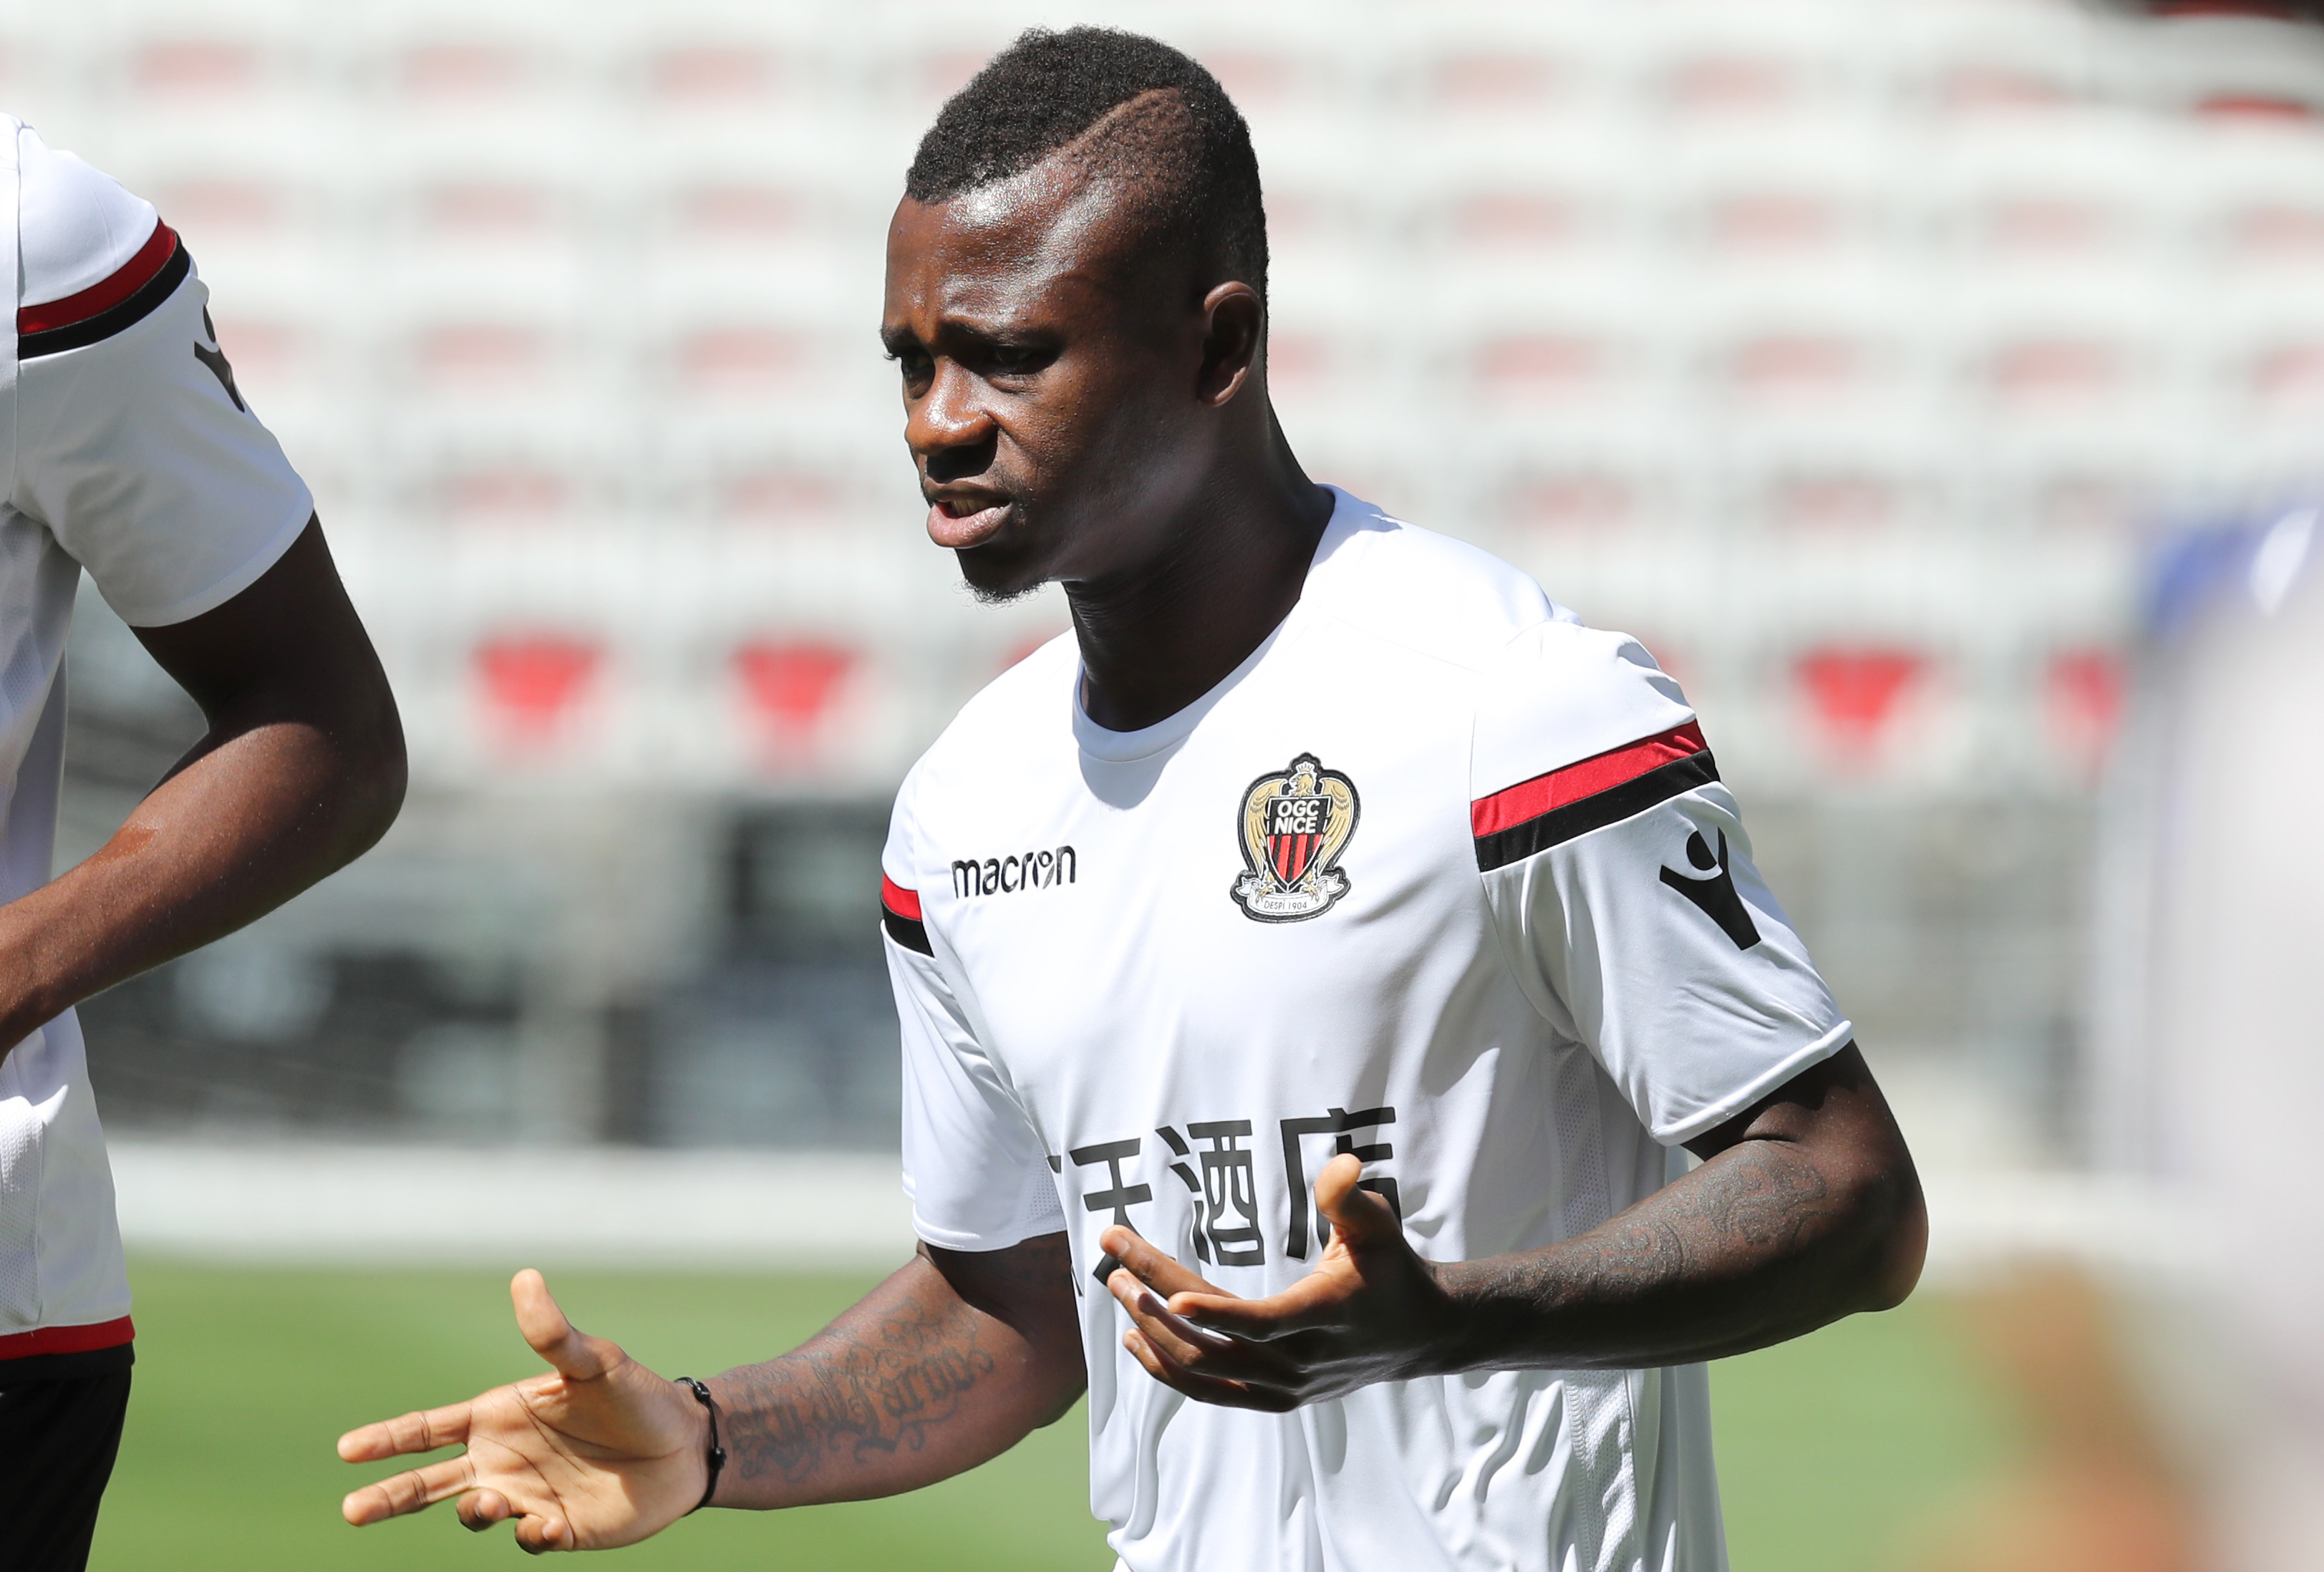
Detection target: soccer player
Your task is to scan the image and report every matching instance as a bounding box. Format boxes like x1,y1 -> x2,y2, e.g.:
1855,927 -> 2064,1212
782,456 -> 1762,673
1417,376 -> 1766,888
338,30 -> 1922,1569
3,117 -> 405,1568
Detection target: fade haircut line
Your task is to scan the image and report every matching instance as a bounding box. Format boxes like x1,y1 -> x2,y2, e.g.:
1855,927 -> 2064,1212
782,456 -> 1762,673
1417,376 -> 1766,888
905,26 -> 1270,303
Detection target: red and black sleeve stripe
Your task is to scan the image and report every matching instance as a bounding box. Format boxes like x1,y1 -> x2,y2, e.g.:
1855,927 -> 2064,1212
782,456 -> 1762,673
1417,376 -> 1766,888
1472,721 -> 1717,872
17,221 -> 189,359
881,874 -> 931,955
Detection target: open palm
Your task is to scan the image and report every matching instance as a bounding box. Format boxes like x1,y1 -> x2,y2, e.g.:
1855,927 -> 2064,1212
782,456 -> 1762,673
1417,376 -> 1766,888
339,1269 -> 707,1552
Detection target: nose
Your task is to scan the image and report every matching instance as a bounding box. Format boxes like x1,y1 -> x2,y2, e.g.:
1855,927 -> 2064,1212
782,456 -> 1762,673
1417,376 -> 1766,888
908,359 -> 997,482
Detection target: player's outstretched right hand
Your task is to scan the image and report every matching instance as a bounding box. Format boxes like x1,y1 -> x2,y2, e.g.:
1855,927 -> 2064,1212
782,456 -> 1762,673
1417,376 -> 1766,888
338,1268 -> 709,1552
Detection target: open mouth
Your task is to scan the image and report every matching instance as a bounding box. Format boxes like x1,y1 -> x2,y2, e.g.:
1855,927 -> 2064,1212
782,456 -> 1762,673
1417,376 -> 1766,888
926,493 -> 1012,550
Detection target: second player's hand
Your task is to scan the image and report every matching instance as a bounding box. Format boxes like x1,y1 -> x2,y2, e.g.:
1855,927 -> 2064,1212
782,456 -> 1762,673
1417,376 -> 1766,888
338,1269 -> 708,1551
1100,1153 -> 1461,1411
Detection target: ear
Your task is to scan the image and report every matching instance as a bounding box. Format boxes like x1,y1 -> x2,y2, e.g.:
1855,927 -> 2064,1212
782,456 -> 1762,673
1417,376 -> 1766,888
1196,281 -> 1265,407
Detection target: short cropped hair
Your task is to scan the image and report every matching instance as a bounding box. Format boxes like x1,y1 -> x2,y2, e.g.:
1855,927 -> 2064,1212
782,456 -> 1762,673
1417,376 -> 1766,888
905,26 -> 1270,302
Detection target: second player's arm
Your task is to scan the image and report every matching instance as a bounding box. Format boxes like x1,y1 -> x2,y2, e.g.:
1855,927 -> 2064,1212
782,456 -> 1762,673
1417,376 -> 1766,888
0,519 -> 404,1057
707,1233 -> 1085,1507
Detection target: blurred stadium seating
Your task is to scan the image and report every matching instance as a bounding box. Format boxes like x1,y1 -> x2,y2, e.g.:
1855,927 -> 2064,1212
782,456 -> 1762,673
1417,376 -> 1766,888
4,0 -> 2318,1157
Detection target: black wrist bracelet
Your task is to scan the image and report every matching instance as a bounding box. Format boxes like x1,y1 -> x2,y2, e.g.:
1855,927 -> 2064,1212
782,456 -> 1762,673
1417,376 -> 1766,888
675,1377 -> 725,1514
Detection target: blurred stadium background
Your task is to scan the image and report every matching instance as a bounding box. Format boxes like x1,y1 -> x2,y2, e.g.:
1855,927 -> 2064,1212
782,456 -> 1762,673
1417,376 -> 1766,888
4,0 -> 2318,1564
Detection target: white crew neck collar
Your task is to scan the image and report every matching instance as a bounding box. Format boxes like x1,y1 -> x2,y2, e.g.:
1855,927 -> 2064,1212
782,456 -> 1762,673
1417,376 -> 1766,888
1070,486 -> 1359,765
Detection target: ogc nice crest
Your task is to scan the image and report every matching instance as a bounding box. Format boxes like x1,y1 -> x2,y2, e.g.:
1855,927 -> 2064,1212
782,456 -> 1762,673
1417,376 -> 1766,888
1231,752 -> 1360,922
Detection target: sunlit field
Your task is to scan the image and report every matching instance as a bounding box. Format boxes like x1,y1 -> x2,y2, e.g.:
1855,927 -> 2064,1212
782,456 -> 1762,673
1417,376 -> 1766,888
91,1261 -> 2018,1572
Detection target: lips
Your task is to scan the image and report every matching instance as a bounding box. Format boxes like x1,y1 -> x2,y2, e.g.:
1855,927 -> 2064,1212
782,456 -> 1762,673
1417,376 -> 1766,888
926,493 -> 1011,550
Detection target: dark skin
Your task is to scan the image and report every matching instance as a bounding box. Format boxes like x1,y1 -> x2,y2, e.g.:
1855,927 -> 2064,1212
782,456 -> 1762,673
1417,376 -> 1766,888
338,137 -> 1925,1550
0,516 -> 405,1060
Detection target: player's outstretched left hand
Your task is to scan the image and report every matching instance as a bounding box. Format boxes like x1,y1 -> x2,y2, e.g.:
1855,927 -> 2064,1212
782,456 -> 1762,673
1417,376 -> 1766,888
1100,1153 -> 1460,1412
337,1269 -> 709,1552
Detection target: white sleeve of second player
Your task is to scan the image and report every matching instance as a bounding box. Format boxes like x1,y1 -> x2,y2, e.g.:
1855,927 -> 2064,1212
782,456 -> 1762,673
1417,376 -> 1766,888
1473,623 -> 1854,1146
14,260 -> 311,628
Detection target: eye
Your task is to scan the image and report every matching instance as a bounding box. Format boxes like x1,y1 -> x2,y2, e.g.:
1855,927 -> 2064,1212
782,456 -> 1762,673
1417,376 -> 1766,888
984,343 -> 1055,379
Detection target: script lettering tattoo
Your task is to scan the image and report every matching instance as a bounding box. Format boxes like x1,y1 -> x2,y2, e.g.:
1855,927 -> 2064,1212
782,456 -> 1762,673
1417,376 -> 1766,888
1435,1137 -> 1861,1370
717,1280 -> 997,1485
1581,1139 -> 1834,1291
707,1235 -> 1080,1498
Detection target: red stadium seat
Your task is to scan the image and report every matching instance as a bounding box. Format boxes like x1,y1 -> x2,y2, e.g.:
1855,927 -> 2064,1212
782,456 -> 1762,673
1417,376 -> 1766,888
475,635 -> 600,744
1796,646 -> 1926,762
2252,342 -> 2324,407
414,324 -> 548,388
440,465 -> 569,525
1982,196 -> 2116,258
1428,54 -> 1565,113
1503,470 -> 1635,533
646,47 -> 780,105
1476,334 -> 1611,402
2225,203 -> 2324,263
2045,648 -> 2124,776
1453,192 -> 1588,251
1727,334 -> 1862,402
399,44 -> 528,102
1768,472 -> 1898,532
1706,193 -> 1840,256
1662,54 -> 1799,117
1988,337 -> 2121,405
674,328 -> 807,394
717,467 -> 846,525
131,41 -> 263,97
677,184 -> 806,240
421,182 -> 556,238
734,641 -> 855,746
2195,94 -> 2323,123
1937,65 -> 2074,117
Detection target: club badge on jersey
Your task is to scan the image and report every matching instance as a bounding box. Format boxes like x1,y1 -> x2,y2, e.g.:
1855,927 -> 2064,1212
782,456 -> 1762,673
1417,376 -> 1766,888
1231,753 -> 1360,922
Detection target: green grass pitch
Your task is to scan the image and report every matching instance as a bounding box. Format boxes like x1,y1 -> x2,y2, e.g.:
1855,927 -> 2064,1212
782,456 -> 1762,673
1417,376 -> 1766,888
88,1261 -> 2018,1571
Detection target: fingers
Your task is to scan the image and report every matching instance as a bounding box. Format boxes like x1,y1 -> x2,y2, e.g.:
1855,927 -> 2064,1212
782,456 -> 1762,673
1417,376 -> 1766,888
513,1513 -> 576,1553
457,1489 -> 512,1532
452,1488 -> 576,1553
337,1400 -> 473,1463
1121,1326 -> 1297,1413
1107,1261 -> 1315,1410
341,1455 -> 476,1525
1312,1153 -> 1401,1248
451,1489 -> 573,1553
1171,1276 -> 1347,1341
511,1268 -> 613,1382
1109,1271 -> 1242,1367
1100,1226 -> 1226,1299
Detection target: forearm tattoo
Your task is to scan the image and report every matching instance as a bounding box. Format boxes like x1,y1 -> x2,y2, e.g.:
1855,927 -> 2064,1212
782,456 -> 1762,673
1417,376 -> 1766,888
718,1291 -> 997,1486
1582,1138 -> 1836,1294
712,1236 -> 1080,1495
1443,1136 -> 1888,1370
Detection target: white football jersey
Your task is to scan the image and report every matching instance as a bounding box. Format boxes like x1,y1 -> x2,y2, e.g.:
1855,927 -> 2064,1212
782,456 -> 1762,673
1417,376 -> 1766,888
0,117 -> 313,1356
881,492 -> 1850,1572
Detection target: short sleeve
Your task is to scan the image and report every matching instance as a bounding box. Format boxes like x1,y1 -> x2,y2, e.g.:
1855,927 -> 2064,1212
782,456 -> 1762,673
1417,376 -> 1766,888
883,779 -> 1067,1252
12,131 -> 310,628
1472,624 -> 1851,1145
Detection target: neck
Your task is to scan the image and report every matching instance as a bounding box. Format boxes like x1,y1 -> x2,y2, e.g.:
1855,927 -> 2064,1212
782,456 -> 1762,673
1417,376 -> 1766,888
1069,419 -> 1331,734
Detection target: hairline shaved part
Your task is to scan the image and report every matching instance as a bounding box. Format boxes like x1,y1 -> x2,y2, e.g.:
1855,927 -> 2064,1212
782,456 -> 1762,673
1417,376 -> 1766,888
906,26 -> 1269,304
